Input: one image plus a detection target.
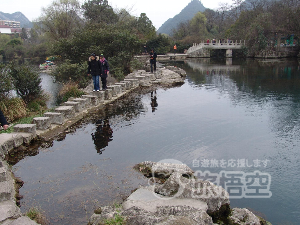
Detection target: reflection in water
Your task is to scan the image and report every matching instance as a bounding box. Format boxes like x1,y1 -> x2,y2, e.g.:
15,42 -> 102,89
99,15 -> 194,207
91,119 -> 113,154
150,91 -> 158,112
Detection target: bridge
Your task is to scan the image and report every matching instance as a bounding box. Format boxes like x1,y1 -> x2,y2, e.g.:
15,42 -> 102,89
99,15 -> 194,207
187,40 -> 246,58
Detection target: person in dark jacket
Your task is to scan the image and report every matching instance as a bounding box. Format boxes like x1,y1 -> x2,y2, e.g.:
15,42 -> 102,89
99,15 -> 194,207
99,54 -> 110,90
149,49 -> 157,73
88,53 -> 102,91
0,110 -> 9,130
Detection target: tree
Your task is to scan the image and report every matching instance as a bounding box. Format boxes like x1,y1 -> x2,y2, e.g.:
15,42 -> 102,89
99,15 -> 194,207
38,0 -> 82,41
190,12 -> 208,38
136,13 -> 156,41
0,64 -> 14,98
146,34 -> 172,55
20,28 -> 28,40
82,0 -> 118,24
9,64 -> 42,103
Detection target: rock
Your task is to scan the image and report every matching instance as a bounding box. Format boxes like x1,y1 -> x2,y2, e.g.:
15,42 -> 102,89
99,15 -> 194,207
0,201 -> 21,223
136,161 -> 194,179
158,69 -> 185,86
123,186 -> 208,213
229,208 -> 261,225
154,172 -> 230,213
8,216 -> 40,225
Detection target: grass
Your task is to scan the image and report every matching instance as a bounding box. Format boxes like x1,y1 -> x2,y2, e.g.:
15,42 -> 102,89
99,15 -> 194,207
0,110 -> 48,134
26,207 -> 48,225
104,213 -> 126,225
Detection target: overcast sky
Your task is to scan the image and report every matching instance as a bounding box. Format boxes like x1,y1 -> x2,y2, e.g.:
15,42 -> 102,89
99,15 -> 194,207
1,0 -> 235,29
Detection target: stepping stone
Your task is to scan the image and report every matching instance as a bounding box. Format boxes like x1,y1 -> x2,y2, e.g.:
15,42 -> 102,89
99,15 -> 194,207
68,98 -> 88,108
115,82 -> 126,92
64,101 -> 81,112
104,89 -> 112,100
13,124 -> 36,135
107,85 -> 122,97
32,117 -> 51,130
44,112 -> 64,125
124,79 -> 139,88
120,80 -> 132,90
0,133 -> 25,155
81,95 -> 100,106
92,91 -> 105,102
55,106 -> 75,119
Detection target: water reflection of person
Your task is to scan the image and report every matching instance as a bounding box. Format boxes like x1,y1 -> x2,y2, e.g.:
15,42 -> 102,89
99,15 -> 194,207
151,91 -> 158,112
91,119 -> 113,154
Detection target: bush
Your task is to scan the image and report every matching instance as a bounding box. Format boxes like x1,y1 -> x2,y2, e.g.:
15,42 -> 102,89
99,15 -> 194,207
57,81 -> 85,104
0,97 -> 27,122
51,60 -> 90,88
9,63 -> 42,103
0,63 -> 14,98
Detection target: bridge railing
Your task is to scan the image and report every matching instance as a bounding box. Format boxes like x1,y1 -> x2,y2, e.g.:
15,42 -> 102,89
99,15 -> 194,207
187,40 -> 246,53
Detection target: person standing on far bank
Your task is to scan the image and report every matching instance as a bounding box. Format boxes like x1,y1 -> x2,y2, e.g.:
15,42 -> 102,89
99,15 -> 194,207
150,49 -> 157,73
0,110 -> 9,130
99,54 -> 109,90
88,53 -> 101,92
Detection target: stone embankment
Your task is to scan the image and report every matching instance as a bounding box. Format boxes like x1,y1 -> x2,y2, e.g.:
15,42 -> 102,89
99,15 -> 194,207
89,161 -> 272,225
0,66 -> 186,225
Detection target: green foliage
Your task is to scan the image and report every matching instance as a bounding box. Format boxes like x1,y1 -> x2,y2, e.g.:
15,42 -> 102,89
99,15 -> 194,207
51,60 -> 89,88
146,34 -> 172,54
38,0 -> 82,41
136,13 -> 156,41
0,64 -> 14,97
9,64 -> 42,103
0,97 -> 27,123
82,0 -> 118,24
57,81 -> 85,104
104,213 -> 126,225
51,23 -> 142,81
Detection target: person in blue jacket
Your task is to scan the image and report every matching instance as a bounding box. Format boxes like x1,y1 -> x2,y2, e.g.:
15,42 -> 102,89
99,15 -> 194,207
99,54 -> 110,90
0,110 -> 9,130
88,53 -> 102,91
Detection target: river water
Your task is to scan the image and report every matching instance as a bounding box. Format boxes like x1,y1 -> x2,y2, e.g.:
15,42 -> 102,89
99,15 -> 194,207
11,58 -> 300,225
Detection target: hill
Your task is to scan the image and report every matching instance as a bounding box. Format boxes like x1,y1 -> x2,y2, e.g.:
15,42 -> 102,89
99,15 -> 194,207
0,11 -> 33,28
157,0 -> 206,35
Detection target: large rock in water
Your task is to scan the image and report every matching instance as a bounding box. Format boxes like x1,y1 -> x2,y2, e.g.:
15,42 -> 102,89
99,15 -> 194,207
88,161 -> 272,225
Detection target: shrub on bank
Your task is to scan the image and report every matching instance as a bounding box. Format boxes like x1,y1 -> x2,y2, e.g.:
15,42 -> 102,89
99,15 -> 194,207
9,63 -> 43,103
0,97 -> 27,123
57,81 -> 85,104
51,60 -> 90,89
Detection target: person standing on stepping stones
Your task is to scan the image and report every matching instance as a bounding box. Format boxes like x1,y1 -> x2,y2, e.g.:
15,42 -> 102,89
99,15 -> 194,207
88,53 -> 102,92
99,54 -> 109,90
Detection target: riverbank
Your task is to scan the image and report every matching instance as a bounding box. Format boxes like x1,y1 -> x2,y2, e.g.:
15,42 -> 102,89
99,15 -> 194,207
0,66 -> 186,224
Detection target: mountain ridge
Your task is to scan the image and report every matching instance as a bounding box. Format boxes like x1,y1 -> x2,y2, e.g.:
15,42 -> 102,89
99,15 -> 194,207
0,11 -> 33,28
157,0 -> 206,35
